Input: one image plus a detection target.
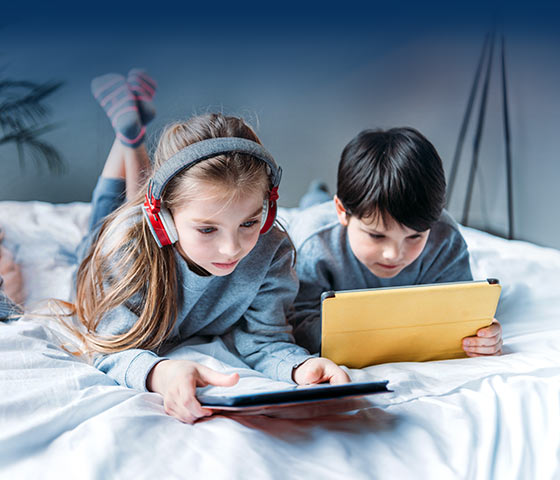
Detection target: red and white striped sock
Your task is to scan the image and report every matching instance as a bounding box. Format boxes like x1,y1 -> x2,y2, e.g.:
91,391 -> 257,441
127,68 -> 157,126
91,73 -> 145,148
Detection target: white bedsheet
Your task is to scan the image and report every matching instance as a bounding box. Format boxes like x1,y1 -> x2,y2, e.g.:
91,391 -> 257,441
1,201 -> 559,479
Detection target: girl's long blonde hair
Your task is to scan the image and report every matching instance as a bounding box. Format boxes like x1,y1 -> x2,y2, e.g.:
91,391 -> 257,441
70,113 -> 271,354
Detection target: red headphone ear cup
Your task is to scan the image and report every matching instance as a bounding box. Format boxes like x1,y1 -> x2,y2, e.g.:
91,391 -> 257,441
143,198 -> 173,247
260,198 -> 269,230
159,207 -> 178,244
260,199 -> 277,234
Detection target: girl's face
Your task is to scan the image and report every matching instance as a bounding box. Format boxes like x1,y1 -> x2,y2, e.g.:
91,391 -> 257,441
334,196 -> 430,278
171,184 -> 265,276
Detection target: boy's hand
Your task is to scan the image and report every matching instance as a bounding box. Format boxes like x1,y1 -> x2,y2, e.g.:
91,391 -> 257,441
292,357 -> 350,385
462,318 -> 502,357
146,359 -> 239,424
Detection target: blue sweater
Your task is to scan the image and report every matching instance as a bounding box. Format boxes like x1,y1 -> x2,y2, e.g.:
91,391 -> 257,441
285,201 -> 473,353
85,207 -> 312,391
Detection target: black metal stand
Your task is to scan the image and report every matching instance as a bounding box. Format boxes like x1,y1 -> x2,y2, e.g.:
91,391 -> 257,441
446,31 -> 514,240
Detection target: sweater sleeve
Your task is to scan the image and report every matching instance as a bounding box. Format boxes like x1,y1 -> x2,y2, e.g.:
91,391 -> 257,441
288,240 -> 334,354
224,239 -> 312,383
83,212 -> 168,392
92,303 -> 168,392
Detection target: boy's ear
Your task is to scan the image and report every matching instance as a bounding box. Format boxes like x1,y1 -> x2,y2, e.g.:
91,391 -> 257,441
333,195 -> 350,227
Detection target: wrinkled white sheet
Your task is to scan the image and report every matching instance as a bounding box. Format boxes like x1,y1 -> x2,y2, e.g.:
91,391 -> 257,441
1,201 -> 559,479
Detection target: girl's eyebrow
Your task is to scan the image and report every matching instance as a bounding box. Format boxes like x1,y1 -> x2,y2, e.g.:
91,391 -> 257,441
191,206 -> 263,225
246,206 -> 264,219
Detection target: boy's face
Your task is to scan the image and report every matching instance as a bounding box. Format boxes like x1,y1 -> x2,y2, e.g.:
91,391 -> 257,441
334,196 -> 430,278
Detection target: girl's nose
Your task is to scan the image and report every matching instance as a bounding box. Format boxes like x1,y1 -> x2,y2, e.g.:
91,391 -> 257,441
219,234 -> 242,258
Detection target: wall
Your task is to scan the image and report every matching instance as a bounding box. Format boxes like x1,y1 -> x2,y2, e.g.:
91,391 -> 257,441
1,2 -> 559,248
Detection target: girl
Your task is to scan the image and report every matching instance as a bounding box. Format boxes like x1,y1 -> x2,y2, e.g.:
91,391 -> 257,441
71,70 -> 349,424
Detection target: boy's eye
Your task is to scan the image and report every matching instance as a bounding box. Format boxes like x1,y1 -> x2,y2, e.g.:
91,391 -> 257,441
407,234 -> 422,240
368,233 -> 384,239
241,220 -> 259,228
197,227 -> 216,234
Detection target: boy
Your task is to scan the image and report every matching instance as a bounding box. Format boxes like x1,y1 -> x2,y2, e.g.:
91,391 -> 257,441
287,127 -> 502,357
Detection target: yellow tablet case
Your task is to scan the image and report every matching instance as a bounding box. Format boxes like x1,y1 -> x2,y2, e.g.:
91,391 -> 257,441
321,279 -> 501,368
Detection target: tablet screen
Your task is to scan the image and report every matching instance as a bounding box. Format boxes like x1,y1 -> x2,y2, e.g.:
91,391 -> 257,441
197,380 -> 390,408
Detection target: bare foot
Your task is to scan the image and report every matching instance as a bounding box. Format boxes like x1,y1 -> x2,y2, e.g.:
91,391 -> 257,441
0,241 -> 24,305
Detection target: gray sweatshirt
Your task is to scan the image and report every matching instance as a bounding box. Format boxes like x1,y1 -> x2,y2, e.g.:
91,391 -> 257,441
285,201 -> 473,353
88,208 -> 312,391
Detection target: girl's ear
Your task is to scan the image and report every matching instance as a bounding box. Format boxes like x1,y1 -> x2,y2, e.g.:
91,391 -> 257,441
333,195 -> 350,227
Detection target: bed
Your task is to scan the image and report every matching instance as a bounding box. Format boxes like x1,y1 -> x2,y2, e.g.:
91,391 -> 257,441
1,200 -> 559,479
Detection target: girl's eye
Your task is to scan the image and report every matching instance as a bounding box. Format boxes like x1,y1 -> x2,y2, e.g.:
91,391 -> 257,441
241,220 -> 259,229
407,234 -> 422,240
197,227 -> 216,234
368,234 -> 384,239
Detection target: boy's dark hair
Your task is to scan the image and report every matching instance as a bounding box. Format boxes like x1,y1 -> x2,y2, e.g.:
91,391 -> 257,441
336,127 -> 446,232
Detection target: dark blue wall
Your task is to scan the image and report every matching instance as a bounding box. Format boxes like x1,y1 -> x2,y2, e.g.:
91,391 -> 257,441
1,1 -> 559,247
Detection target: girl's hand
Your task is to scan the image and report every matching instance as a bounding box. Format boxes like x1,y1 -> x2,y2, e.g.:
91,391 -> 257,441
462,318 -> 503,356
147,359 -> 239,424
292,357 -> 350,385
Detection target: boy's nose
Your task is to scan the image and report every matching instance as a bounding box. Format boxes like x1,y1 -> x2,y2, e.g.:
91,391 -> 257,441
382,244 -> 400,262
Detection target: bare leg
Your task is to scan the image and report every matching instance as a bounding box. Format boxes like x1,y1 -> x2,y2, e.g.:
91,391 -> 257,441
124,143 -> 151,200
102,140 -> 151,200
92,69 -> 157,199
88,70 -> 157,232
101,139 -> 127,179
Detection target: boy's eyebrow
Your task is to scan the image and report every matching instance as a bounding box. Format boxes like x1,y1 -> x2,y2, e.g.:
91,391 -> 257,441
360,225 -> 386,234
191,206 -> 263,224
361,225 -> 426,235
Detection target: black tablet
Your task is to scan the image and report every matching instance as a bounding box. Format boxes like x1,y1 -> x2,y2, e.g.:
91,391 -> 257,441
197,380 -> 391,410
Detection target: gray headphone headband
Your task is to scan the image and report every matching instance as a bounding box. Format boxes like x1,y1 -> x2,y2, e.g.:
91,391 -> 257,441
148,137 -> 282,201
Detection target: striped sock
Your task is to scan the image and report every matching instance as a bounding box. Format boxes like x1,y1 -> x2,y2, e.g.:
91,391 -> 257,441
91,73 -> 145,148
127,68 -> 157,126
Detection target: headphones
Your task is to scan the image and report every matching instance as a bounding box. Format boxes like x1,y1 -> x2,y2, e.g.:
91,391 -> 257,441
142,137 -> 282,248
